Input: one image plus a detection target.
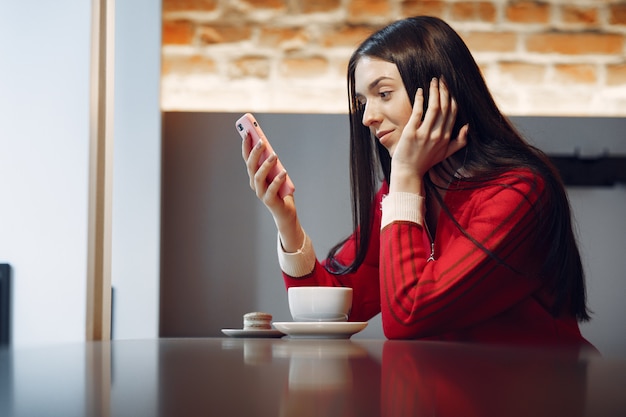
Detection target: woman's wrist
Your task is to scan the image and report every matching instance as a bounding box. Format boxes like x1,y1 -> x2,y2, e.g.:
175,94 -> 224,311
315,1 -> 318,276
277,231 -> 316,277
389,170 -> 425,195
275,216 -> 305,253
278,227 -> 306,254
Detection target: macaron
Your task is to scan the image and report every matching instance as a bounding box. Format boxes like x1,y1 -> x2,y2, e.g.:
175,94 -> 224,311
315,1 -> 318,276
243,312 -> 273,330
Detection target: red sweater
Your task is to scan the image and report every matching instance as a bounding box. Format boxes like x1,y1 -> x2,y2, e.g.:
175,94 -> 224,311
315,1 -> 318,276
284,169 -> 594,347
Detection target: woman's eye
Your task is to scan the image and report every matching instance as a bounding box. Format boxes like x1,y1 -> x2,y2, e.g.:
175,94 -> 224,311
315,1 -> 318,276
380,91 -> 392,99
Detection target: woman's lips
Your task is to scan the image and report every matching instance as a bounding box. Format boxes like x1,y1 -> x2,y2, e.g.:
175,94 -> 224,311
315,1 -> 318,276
376,130 -> 393,144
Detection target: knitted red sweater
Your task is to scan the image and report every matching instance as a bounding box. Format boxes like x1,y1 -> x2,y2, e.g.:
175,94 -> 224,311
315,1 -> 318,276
284,169 -> 593,347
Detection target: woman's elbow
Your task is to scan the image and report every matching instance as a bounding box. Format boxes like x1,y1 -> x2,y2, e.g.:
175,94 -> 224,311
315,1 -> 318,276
382,321 -> 423,340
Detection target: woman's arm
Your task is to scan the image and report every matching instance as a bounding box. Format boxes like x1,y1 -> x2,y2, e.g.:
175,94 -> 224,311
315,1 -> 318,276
281,186 -> 389,322
241,130 -> 305,252
380,171 -> 546,339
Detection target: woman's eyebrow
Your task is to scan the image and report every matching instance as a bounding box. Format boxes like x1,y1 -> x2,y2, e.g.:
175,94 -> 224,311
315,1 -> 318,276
356,76 -> 394,97
368,76 -> 393,91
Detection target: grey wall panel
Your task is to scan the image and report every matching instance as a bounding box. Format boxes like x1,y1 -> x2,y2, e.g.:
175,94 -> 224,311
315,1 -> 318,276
161,113 -> 626,355
161,112 -> 259,336
160,113 -> 358,336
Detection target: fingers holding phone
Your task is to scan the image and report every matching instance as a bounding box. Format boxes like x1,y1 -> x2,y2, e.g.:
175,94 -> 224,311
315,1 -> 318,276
252,145 -> 286,201
236,113 -> 295,199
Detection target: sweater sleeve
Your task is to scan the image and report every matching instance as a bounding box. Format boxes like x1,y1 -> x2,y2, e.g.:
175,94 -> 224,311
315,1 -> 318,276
380,171 -> 546,339
276,231 -> 317,278
380,192 -> 426,228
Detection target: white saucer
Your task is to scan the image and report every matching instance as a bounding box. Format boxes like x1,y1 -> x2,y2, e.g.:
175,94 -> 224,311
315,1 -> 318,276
221,328 -> 285,338
272,322 -> 368,339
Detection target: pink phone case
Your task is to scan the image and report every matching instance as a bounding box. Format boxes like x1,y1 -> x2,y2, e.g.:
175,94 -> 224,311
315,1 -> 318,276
235,113 -> 295,198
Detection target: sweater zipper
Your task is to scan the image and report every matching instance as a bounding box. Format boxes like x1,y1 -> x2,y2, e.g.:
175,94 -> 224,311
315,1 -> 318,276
424,222 -> 435,262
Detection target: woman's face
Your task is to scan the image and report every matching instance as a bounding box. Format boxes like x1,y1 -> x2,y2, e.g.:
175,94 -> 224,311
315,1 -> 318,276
354,56 -> 413,157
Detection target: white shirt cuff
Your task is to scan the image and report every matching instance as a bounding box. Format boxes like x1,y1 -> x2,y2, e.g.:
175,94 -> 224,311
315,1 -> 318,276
277,231 -> 316,277
380,192 -> 425,229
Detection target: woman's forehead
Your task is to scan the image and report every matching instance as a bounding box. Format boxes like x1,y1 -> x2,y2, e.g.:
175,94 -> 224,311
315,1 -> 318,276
354,57 -> 402,90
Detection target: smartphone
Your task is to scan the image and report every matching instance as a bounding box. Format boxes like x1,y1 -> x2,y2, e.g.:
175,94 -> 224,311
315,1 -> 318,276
235,113 -> 295,198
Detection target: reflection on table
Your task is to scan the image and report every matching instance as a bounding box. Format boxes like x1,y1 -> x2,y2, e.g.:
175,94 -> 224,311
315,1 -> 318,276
0,337 -> 625,417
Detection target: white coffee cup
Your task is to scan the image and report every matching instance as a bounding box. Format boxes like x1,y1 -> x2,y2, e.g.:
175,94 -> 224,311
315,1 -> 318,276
288,286 -> 353,322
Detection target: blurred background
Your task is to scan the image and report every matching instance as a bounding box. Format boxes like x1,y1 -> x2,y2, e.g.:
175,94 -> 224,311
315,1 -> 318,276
161,0 -> 626,115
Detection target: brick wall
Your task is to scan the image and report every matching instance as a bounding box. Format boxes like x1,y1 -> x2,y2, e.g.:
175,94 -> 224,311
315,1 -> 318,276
161,0 -> 626,116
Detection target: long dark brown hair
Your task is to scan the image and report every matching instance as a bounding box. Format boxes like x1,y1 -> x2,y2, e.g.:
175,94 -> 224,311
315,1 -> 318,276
327,16 -> 590,321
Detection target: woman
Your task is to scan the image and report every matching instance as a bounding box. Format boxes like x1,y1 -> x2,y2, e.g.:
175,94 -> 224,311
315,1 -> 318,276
242,16 -> 594,347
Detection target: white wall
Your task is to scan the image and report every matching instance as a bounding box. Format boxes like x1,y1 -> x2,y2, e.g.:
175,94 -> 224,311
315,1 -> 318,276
0,1 -> 91,347
0,0 -> 162,347
111,0 -> 161,340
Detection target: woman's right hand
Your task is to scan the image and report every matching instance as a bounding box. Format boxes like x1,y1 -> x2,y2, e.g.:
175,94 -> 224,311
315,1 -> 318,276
242,133 -> 304,252
390,78 -> 468,195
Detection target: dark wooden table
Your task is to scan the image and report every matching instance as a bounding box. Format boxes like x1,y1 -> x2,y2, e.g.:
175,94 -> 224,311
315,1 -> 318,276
1,337 -> 625,416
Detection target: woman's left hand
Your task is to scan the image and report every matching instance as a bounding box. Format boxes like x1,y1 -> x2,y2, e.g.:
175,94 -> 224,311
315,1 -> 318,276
390,77 -> 469,194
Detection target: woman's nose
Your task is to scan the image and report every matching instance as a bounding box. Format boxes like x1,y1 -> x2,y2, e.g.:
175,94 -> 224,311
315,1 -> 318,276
361,101 -> 380,127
